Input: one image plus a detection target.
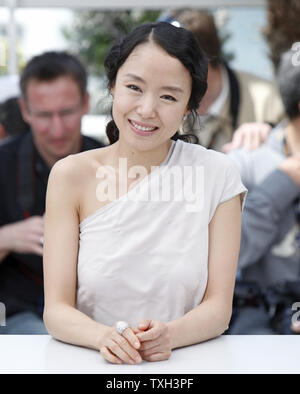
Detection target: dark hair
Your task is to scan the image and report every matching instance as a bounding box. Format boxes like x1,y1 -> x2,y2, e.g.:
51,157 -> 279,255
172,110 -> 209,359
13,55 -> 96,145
168,9 -> 222,68
104,22 -> 208,144
20,51 -> 87,100
277,49 -> 300,120
0,96 -> 30,136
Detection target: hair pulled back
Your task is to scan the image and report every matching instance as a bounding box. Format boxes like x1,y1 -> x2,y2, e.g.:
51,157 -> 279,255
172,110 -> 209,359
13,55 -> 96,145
104,22 -> 208,144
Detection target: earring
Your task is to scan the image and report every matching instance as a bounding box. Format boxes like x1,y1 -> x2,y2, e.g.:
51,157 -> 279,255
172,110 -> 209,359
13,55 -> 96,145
179,114 -> 188,134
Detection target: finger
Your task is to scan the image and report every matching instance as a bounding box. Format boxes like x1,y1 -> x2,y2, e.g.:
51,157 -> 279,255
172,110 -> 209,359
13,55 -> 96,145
243,128 -> 254,150
22,225 -> 44,239
233,123 -> 249,135
132,327 -> 145,335
30,227 -> 44,236
231,131 -> 243,149
27,236 -> 44,255
100,346 -> 122,364
30,225 -> 44,235
107,338 -> 135,364
136,326 -> 160,342
27,216 -> 44,227
140,344 -> 162,356
30,234 -> 44,245
291,322 -> 300,333
121,327 -> 141,349
247,130 -> 260,151
139,337 -> 161,351
137,319 -> 151,331
141,352 -> 171,362
221,143 -> 232,153
113,332 -> 142,363
16,240 -> 43,256
30,244 -> 44,256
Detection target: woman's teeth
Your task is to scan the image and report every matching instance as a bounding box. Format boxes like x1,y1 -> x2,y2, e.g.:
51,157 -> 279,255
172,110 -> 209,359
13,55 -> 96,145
131,121 -> 157,132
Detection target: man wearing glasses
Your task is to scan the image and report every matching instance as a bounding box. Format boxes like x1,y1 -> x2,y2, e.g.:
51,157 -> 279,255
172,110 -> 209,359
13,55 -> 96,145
0,51 -> 104,334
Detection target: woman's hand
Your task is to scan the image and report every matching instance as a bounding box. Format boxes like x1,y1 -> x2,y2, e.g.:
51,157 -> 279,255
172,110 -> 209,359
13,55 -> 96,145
99,324 -> 142,364
135,319 -> 172,362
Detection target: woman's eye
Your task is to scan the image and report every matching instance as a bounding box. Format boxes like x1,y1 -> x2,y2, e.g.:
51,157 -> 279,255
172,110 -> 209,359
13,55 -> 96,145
161,95 -> 177,102
127,84 -> 141,92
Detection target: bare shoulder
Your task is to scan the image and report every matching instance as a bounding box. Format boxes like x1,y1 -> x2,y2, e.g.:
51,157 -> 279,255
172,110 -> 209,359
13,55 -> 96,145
49,146 -> 109,184
46,151 -> 99,216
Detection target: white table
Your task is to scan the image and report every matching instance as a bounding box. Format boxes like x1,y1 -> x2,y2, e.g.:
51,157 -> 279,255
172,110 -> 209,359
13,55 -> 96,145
0,335 -> 299,374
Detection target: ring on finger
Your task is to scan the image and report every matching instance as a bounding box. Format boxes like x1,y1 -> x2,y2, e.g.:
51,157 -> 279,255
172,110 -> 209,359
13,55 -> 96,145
116,320 -> 130,336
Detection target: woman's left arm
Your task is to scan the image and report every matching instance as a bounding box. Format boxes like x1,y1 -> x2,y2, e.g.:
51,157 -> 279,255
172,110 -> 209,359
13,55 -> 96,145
136,195 -> 242,360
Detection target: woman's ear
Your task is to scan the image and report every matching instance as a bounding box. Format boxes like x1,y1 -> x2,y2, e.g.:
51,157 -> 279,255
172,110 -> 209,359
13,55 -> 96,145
184,108 -> 190,119
110,85 -> 115,99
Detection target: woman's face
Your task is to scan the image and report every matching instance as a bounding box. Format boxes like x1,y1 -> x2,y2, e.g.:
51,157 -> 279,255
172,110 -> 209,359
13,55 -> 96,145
111,41 -> 192,151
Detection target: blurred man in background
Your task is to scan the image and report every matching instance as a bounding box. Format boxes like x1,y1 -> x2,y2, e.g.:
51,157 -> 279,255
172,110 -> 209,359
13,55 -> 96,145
0,51 -> 103,334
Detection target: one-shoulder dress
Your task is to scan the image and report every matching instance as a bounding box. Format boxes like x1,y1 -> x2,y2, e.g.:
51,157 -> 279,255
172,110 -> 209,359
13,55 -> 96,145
76,139 -> 247,327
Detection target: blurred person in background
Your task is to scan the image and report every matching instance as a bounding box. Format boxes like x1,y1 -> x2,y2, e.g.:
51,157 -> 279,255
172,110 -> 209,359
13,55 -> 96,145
160,8 -> 284,152
0,97 -> 30,141
223,0 -> 300,153
228,49 -> 300,335
0,51 -> 103,334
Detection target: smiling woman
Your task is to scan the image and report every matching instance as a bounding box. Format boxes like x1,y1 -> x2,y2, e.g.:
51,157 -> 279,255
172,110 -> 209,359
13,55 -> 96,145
110,42 -> 193,152
104,22 -> 207,148
43,22 -> 246,365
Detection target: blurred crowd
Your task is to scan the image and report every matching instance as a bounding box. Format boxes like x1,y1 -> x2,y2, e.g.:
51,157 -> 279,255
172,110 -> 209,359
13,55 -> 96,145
1,0 -> 300,335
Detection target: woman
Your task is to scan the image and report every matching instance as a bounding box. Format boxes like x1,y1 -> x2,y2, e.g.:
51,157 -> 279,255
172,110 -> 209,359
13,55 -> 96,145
43,22 -> 246,364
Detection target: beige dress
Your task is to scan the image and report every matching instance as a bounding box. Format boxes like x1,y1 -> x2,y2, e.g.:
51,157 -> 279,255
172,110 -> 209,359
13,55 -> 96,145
76,139 -> 247,327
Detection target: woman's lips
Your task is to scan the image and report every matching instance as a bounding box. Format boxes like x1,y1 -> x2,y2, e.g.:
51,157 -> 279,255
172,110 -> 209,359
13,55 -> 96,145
128,119 -> 159,136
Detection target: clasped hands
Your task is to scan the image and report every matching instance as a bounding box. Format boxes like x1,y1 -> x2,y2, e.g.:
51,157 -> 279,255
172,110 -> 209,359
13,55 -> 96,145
100,319 -> 172,364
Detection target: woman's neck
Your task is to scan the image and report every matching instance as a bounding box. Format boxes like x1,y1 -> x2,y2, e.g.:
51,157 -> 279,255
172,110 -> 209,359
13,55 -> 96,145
113,139 -> 172,174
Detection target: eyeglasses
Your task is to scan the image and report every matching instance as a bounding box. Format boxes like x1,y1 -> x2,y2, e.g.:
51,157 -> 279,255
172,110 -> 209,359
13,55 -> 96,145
28,103 -> 83,125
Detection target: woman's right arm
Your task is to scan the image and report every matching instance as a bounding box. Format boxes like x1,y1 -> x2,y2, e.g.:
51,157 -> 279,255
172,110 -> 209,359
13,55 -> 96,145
43,156 -> 141,364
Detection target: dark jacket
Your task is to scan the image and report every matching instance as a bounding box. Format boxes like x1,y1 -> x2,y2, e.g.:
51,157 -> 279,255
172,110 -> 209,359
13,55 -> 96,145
0,131 -> 103,317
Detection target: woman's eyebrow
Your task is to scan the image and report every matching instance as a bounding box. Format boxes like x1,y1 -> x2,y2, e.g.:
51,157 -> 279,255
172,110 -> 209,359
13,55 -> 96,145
124,73 -> 145,83
124,73 -> 184,93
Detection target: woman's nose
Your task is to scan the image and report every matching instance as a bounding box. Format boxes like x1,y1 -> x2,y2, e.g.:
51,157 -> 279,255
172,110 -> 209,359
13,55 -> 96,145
136,95 -> 157,119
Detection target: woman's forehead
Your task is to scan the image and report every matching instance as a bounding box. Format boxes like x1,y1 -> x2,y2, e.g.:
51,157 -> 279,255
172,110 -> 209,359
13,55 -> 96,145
118,42 -> 192,86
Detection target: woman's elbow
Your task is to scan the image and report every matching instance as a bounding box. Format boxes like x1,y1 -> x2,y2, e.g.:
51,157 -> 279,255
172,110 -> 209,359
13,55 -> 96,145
213,304 -> 233,336
43,307 -> 52,335
43,305 -> 60,338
